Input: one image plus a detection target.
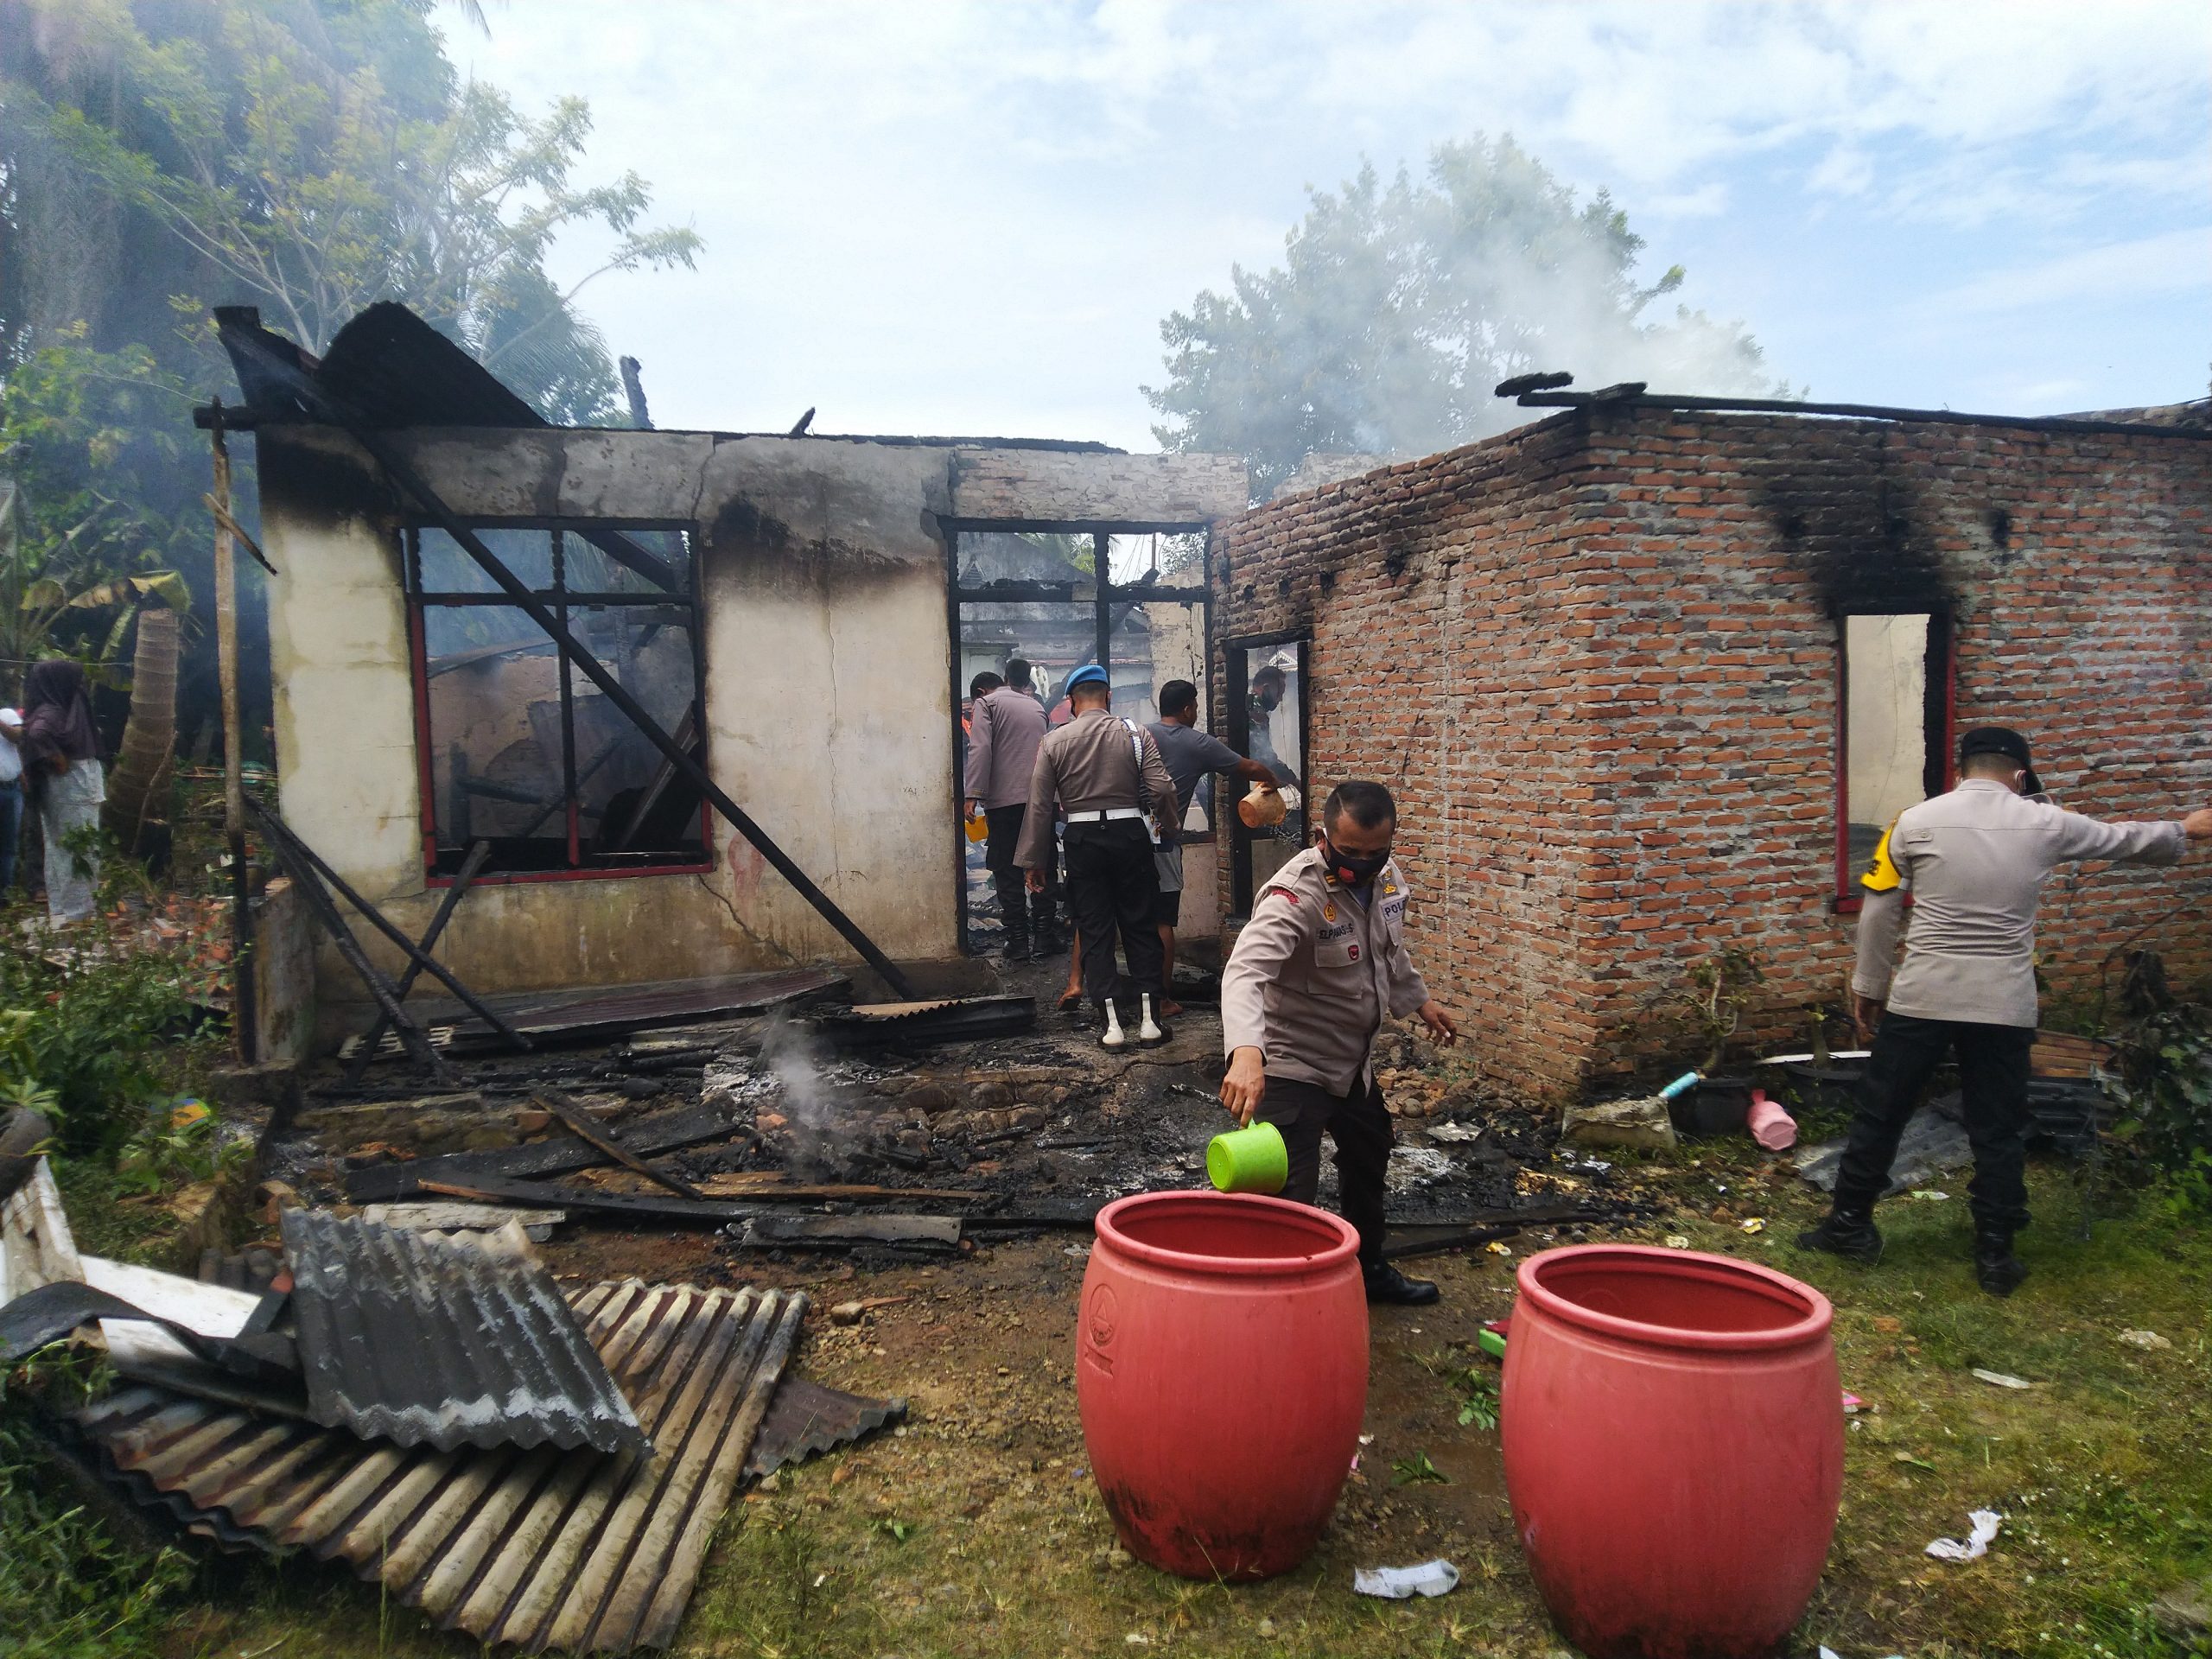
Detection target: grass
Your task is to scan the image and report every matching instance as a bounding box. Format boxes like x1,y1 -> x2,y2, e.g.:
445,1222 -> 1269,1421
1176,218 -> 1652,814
4,1137 -> 2209,1657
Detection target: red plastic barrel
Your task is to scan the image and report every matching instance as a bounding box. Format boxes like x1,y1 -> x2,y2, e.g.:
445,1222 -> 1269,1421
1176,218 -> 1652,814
1502,1245 -> 1842,1659
1077,1191 -> 1367,1580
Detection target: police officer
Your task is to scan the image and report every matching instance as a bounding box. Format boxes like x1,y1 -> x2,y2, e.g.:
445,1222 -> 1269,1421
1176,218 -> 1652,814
1219,779 -> 1461,1306
963,664 -> 1052,959
1800,726 -> 2212,1294
1018,664 -> 1178,1048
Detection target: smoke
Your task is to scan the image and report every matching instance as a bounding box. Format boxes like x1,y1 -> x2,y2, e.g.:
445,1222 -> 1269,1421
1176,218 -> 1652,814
756,1013 -> 847,1178
1147,134 -> 1791,495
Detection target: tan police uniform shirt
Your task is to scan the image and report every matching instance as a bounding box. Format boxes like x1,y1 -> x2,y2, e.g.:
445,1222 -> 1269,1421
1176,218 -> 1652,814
1853,778 -> 2186,1028
1014,707 -> 1178,870
963,685 -> 1047,810
1221,846 -> 1432,1096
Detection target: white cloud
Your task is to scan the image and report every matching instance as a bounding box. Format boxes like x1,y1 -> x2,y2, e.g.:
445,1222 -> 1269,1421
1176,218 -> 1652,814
1920,226 -> 2212,316
433,0 -> 2212,445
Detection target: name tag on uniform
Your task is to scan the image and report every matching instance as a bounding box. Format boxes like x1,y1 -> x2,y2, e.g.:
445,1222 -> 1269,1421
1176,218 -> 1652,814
1381,897 -> 1406,924
1318,921 -> 1352,942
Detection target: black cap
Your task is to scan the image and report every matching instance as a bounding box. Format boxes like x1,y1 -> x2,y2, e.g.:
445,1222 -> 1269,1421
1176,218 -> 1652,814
1960,726 -> 2043,795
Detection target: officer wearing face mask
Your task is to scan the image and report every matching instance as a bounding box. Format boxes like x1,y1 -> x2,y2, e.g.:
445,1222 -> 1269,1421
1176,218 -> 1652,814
1219,779 -> 1461,1306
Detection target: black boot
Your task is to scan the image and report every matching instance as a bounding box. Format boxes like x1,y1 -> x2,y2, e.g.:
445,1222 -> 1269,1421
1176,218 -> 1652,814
993,873 -> 1029,960
1363,1262 -> 1440,1306
1974,1230 -> 2029,1298
1796,1204 -> 1884,1264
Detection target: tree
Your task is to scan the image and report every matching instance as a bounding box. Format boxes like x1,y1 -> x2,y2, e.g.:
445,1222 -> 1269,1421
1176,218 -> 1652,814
1146,134 -> 1785,498
0,0 -> 703,772
0,330 -> 194,675
3,0 -> 701,423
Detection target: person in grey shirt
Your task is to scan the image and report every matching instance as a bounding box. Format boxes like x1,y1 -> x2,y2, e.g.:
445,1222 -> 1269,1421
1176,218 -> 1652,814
1146,679 -> 1274,1014
963,661 -> 1054,959
1801,725 -> 2212,1294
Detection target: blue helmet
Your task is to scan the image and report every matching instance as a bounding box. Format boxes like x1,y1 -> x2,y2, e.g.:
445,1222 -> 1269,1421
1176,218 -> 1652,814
1064,663 -> 1109,692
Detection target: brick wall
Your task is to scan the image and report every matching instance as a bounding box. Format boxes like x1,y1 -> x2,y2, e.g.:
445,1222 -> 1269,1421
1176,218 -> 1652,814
1214,405 -> 2212,1102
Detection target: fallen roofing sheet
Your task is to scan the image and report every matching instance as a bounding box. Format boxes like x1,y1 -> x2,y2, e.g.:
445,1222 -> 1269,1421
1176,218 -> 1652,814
812,993 -> 1035,1046
447,967 -> 848,1052
281,1210 -> 645,1457
77,1281 -> 808,1654
746,1376 -> 906,1479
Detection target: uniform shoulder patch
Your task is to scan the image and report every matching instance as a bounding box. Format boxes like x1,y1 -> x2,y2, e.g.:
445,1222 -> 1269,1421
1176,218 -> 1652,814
1262,885 -> 1299,906
1860,820 -> 1904,893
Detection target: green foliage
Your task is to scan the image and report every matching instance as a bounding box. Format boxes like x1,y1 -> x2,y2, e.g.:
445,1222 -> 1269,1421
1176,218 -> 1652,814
1147,133 -> 1784,497
0,873 -> 220,1159
1416,1347 -> 1503,1433
1676,946 -> 1765,1074
1388,1449 -> 1446,1486
0,330 -> 195,676
2110,1002 -> 2212,1213
114,1097 -> 242,1197
0,1357 -> 193,1658
1454,1370 -> 1501,1433
4,0 -> 700,421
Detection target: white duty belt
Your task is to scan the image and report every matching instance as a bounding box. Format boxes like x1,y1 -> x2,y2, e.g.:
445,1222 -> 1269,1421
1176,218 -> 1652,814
1065,807 -> 1145,823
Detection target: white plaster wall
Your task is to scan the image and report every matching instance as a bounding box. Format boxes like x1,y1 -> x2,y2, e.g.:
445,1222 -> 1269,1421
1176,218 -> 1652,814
1846,612 -> 1930,829
261,492 -> 423,899
702,568 -> 956,962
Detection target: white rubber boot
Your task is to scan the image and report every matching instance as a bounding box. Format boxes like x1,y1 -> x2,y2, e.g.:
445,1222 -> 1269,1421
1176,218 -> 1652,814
1138,993 -> 1163,1044
1100,1001 -> 1127,1048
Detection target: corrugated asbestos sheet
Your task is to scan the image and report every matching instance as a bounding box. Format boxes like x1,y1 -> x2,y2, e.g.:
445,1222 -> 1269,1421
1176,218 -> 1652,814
281,1211 -> 645,1457
78,1281 -> 808,1654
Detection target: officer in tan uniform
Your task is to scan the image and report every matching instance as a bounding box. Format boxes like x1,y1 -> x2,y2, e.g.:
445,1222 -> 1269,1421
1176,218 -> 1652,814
1219,779 -> 1460,1306
1800,725 -> 2212,1294
1018,663 -> 1179,1048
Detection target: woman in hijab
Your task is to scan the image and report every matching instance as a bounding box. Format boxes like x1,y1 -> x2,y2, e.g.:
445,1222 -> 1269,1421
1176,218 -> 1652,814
20,658 -> 105,924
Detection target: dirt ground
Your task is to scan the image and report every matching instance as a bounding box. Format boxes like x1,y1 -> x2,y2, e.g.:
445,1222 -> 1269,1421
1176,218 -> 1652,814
89,958 -> 2212,1659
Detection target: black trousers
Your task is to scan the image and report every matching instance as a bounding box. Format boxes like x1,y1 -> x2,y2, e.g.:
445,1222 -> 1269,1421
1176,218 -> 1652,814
1834,1011 -> 2035,1236
1060,819 -> 1162,1005
1258,1074 -> 1393,1270
985,805 -> 1052,938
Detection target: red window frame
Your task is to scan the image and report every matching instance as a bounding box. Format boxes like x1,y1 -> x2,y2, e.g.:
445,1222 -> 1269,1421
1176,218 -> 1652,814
1833,608 -> 1954,912
404,523 -> 715,887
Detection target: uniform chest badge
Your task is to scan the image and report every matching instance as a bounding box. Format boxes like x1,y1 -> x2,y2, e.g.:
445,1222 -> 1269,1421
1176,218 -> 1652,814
1323,903 -> 1337,923
1383,880 -> 1399,896
1348,944 -> 1361,962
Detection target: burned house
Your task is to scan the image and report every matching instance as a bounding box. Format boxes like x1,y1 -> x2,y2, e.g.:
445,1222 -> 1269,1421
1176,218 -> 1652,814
223,305 -> 1243,1045
1212,388 -> 2212,1098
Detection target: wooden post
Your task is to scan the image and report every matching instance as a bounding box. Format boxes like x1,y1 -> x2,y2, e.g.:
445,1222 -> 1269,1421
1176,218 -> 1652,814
210,403 -> 257,1064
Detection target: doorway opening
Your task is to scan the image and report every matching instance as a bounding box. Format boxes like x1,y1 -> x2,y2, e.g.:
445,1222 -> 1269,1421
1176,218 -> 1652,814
945,527 -> 1211,954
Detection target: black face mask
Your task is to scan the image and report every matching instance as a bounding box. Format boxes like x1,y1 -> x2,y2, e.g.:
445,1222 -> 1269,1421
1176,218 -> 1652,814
1320,836 -> 1390,887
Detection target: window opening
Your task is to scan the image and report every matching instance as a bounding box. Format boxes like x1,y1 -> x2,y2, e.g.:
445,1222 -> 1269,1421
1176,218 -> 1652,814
1227,636 -> 1308,915
1837,609 -> 1951,903
405,524 -> 710,881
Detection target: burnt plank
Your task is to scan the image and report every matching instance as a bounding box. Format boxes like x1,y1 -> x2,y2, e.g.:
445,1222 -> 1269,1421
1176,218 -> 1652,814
412,1177 -> 760,1224
344,1099 -> 736,1203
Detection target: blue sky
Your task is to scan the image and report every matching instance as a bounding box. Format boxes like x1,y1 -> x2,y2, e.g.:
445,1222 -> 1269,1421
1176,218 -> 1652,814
448,1 -> 2212,448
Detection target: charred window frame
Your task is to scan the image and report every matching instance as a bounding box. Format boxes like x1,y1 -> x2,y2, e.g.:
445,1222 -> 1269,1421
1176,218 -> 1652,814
1834,607 -> 1953,909
1225,632 -> 1310,918
402,520 -> 713,885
